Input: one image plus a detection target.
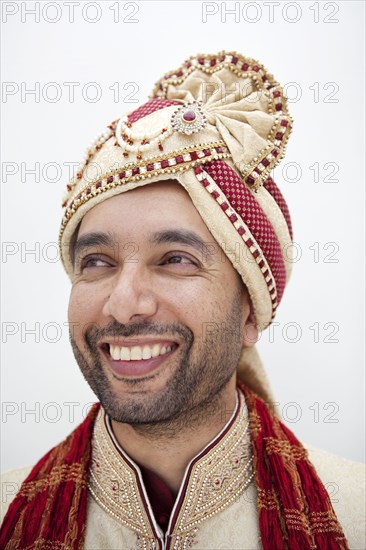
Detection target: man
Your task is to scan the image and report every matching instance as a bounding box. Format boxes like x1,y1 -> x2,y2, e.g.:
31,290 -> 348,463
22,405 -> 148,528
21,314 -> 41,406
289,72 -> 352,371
1,51 -> 364,549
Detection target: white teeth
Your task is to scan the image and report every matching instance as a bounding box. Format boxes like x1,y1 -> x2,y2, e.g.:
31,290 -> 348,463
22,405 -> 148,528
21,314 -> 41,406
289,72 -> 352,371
130,346 -> 142,360
142,346 -> 152,359
120,347 -> 130,360
110,345 -> 120,360
109,343 -> 174,361
151,344 -> 161,358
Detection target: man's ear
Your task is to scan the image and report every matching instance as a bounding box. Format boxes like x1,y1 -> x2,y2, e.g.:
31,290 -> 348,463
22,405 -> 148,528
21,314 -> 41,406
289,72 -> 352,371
242,301 -> 259,348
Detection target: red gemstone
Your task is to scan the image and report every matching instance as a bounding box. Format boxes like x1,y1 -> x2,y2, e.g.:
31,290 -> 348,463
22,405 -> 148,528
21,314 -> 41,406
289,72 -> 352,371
190,152 -> 198,161
262,158 -> 270,167
246,175 -> 255,185
201,178 -> 210,187
194,166 -> 203,174
242,63 -> 249,71
177,70 -> 183,77
198,57 -> 205,65
210,58 -> 216,67
231,56 -> 238,65
275,103 -> 282,111
273,90 -> 281,98
246,238 -> 254,247
220,202 -> 229,211
132,167 -> 140,175
147,163 -> 154,171
212,190 -> 220,199
161,159 -> 169,168
281,120 -> 288,127
203,149 -> 211,156
182,110 -> 196,122
118,172 -> 125,179
253,250 -> 260,259
238,227 -> 245,236
175,155 -> 184,164
272,149 -> 279,157
252,65 -> 259,72
275,132 -> 283,140
229,213 -> 238,223
107,176 -> 114,184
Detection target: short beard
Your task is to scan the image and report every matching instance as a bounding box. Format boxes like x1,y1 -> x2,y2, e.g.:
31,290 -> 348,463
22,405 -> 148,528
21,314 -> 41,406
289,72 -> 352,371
70,287 -> 245,436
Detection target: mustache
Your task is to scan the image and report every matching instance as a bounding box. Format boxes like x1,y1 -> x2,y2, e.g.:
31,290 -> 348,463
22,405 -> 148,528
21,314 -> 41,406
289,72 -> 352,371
81,319 -> 193,348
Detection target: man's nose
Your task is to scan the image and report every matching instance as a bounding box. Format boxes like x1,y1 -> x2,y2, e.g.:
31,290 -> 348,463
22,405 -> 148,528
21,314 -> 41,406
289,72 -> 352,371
102,264 -> 158,324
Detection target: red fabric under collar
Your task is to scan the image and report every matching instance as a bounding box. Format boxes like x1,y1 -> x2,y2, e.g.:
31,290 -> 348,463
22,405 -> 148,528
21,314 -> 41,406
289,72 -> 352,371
138,462 -> 176,533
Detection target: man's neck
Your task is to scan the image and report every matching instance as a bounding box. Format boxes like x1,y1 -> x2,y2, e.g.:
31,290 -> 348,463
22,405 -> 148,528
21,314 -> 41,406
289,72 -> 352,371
110,376 -> 238,494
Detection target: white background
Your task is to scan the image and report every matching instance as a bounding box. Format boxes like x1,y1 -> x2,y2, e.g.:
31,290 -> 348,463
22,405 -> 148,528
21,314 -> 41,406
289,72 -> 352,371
1,0 -> 365,472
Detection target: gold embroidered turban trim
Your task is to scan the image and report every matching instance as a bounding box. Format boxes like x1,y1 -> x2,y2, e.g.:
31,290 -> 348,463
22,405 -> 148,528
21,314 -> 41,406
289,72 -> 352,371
59,51 -> 294,331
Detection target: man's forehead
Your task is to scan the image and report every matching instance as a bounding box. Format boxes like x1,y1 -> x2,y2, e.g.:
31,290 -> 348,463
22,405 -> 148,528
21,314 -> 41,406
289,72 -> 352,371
79,180 -> 197,226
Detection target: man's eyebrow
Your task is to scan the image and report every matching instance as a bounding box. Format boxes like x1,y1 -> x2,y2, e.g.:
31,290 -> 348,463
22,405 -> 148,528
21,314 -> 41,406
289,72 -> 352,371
149,229 -> 216,263
72,232 -> 117,264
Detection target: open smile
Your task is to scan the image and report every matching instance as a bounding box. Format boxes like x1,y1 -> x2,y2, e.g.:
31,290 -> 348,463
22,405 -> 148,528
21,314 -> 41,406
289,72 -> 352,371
100,341 -> 179,377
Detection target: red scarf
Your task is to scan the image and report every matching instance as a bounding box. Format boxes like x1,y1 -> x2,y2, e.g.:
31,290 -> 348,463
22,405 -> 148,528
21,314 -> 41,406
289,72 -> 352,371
0,384 -> 348,549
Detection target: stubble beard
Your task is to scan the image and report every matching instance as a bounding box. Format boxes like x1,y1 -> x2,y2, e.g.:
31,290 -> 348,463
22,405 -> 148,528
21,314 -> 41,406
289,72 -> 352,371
70,288 -> 245,435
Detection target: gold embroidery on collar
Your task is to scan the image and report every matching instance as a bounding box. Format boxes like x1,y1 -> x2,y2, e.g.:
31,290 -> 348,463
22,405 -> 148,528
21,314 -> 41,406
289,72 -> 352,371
168,391 -> 254,548
88,390 -> 253,548
88,415 -> 157,543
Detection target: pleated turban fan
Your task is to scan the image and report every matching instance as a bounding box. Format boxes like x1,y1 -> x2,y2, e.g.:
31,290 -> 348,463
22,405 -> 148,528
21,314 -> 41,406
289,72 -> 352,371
59,51 -> 294,402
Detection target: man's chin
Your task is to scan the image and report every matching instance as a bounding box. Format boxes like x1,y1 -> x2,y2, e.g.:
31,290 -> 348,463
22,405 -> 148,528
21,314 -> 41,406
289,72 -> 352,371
100,389 -> 184,425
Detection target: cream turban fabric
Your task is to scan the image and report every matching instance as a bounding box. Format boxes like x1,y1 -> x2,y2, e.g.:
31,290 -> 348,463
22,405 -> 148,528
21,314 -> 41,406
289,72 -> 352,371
59,51 -> 294,402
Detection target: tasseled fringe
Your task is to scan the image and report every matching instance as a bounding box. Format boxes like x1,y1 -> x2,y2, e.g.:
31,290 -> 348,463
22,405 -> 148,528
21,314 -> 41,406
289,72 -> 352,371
239,381 -> 349,549
0,403 -> 100,549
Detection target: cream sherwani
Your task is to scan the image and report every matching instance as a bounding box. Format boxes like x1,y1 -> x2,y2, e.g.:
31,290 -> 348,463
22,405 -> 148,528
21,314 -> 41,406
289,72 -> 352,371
1,390 -> 365,549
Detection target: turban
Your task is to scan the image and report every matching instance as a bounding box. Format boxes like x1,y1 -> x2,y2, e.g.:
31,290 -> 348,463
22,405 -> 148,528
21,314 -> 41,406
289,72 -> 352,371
59,51 -> 294,402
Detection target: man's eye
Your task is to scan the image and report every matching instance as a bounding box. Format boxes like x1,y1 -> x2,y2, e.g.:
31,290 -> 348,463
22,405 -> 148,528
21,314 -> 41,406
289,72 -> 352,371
80,256 -> 111,270
163,254 -> 197,266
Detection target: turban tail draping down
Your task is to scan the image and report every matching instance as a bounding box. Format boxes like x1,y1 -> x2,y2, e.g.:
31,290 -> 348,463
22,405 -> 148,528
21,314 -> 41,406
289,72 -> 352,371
59,51 -> 295,404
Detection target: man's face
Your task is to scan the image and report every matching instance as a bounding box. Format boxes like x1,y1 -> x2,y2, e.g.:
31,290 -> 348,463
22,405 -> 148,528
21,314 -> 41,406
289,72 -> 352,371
68,180 -> 253,426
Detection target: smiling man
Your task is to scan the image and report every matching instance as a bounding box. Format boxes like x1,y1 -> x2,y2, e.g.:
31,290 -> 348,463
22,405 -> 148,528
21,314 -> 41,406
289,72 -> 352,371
1,52 -> 364,549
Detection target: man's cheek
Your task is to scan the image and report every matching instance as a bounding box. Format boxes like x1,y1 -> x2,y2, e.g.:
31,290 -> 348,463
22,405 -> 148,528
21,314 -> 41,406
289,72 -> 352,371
69,287 -> 99,318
